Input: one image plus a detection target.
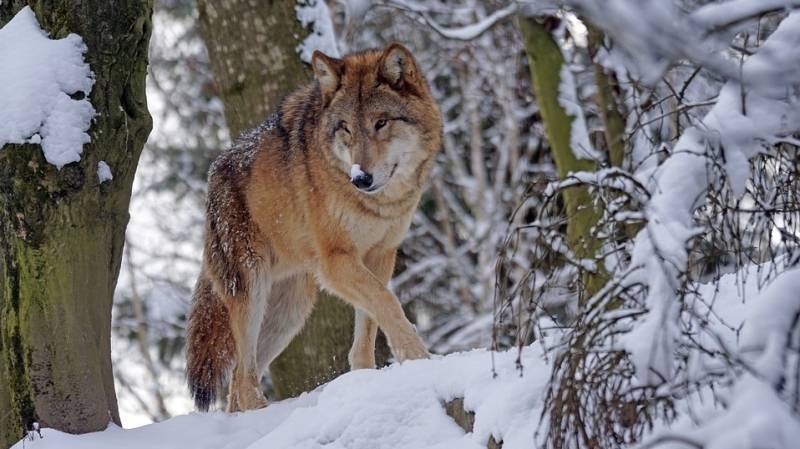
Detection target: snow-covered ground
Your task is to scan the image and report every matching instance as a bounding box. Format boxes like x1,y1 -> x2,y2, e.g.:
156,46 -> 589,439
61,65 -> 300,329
13,346 -> 550,449
14,263 -> 800,449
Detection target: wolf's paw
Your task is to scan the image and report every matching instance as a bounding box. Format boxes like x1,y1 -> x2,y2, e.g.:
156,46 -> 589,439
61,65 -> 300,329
392,339 -> 431,362
348,350 -> 377,370
227,385 -> 268,412
249,392 -> 269,410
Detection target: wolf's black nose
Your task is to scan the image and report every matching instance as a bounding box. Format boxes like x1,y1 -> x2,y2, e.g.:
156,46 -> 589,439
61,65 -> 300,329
352,172 -> 373,190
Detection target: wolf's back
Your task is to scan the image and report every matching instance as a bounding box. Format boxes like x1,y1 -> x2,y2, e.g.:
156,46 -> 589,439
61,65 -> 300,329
186,275 -> 234,411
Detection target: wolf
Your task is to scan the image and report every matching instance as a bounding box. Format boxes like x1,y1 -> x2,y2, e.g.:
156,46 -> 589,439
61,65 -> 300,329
185,43 -> 442,412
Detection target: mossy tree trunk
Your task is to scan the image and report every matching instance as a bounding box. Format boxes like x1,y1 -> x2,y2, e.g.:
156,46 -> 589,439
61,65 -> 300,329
197,0 -> 380,400
519,17 -> 605,302
0,1 -> 153,446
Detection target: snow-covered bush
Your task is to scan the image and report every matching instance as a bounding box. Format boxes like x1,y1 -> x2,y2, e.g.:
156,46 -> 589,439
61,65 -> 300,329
491,2 -> 800,448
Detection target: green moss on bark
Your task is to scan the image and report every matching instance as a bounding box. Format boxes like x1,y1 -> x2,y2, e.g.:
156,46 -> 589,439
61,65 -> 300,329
520,17 -> 607,300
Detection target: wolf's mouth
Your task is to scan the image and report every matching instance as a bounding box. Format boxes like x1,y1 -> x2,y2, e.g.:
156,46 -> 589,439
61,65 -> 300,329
361,164 -> 398,194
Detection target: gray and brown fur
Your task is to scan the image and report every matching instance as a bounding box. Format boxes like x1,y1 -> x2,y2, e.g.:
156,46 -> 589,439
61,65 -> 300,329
186,43 -> 442,412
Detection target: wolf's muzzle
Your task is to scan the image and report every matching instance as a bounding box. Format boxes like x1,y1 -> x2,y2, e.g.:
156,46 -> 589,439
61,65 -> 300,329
352,172 -> 374,190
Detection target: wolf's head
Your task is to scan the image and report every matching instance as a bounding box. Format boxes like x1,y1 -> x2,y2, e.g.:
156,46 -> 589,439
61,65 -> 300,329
311,43 -> 442,196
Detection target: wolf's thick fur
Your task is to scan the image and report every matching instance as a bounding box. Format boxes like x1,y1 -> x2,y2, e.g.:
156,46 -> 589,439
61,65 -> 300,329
186,43 -> 442,411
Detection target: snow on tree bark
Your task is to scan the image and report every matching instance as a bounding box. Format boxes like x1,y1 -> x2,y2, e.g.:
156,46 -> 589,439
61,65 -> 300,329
0,1 -> 152,446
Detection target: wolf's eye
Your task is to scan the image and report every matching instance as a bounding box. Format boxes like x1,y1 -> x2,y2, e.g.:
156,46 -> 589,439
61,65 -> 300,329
374,119 -> 387,131
335,121 -> 350,134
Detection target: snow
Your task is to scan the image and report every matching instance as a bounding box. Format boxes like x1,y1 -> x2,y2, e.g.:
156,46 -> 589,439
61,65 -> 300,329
97,160 -> 113,183
344,0 -> 372,23
710,11 -> 800,197
620,11 -> 800,383
555,0 -> 800,84
639,266 -> 800,449
349,163 -> 364,181
692,0 -> 800,30
557,64 -> 601,161
14,346 -> 551,449
0,6 -> 95,168
419,3 -> 517,41
296,0 -> 340,63
739,266 -> 800,382
18,262 -> 800,449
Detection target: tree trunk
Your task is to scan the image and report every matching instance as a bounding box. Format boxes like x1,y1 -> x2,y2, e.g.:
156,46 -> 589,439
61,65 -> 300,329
586,25 -> 626,168
519,17 -> 606,301
0,1 -> 152,446
197,0 -> 310,138
197,0 -> 373,401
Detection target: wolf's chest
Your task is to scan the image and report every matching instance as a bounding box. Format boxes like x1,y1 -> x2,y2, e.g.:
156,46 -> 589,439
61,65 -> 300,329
343,208 -> 413,253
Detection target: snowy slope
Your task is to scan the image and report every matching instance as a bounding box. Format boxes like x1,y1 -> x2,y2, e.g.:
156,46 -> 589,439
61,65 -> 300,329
13,346 -> 550,449
14,265 -> 800,449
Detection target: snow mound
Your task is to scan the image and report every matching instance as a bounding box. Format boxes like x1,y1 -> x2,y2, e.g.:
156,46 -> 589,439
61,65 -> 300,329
14,347 -> 550,449
641,266 -> 800,449
0,6 -> 95,168
97,160 -> 113,183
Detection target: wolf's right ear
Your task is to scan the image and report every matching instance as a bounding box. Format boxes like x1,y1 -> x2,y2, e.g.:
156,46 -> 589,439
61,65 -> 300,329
379,43 -> 422,94
312,50 -> 343,104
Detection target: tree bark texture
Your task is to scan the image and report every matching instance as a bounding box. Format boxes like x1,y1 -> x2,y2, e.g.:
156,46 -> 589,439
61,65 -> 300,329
519,17 -> 606,301
197,0 -> 380,401
586,25 -> 626,168
197,0 -> 310,137
0,1 -> 153,446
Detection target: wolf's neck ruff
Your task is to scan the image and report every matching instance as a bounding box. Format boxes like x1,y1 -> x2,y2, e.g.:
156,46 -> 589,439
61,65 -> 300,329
186,43 -> 442,413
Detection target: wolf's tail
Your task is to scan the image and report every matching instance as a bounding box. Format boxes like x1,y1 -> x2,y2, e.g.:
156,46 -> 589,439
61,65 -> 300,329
186,275 -> 234,411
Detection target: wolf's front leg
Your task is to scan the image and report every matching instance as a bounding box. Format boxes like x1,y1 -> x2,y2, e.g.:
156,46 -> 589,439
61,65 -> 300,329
348,247 -> 399,369
320,248 -> 430,363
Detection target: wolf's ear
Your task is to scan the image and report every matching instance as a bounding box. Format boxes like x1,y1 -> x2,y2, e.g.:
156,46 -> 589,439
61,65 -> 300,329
379,43 -> 422,93
312,50 -> 343,103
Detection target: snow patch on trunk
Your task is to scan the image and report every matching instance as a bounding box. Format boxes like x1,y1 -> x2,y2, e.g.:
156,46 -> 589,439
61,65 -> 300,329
97,160 -> 113,183
0,6 -> 95,168
558,64 -> 601,161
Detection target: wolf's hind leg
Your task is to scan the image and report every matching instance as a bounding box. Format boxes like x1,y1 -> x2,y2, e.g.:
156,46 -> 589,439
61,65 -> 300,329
255,274 -> 317,375
226,266 -> 271,412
